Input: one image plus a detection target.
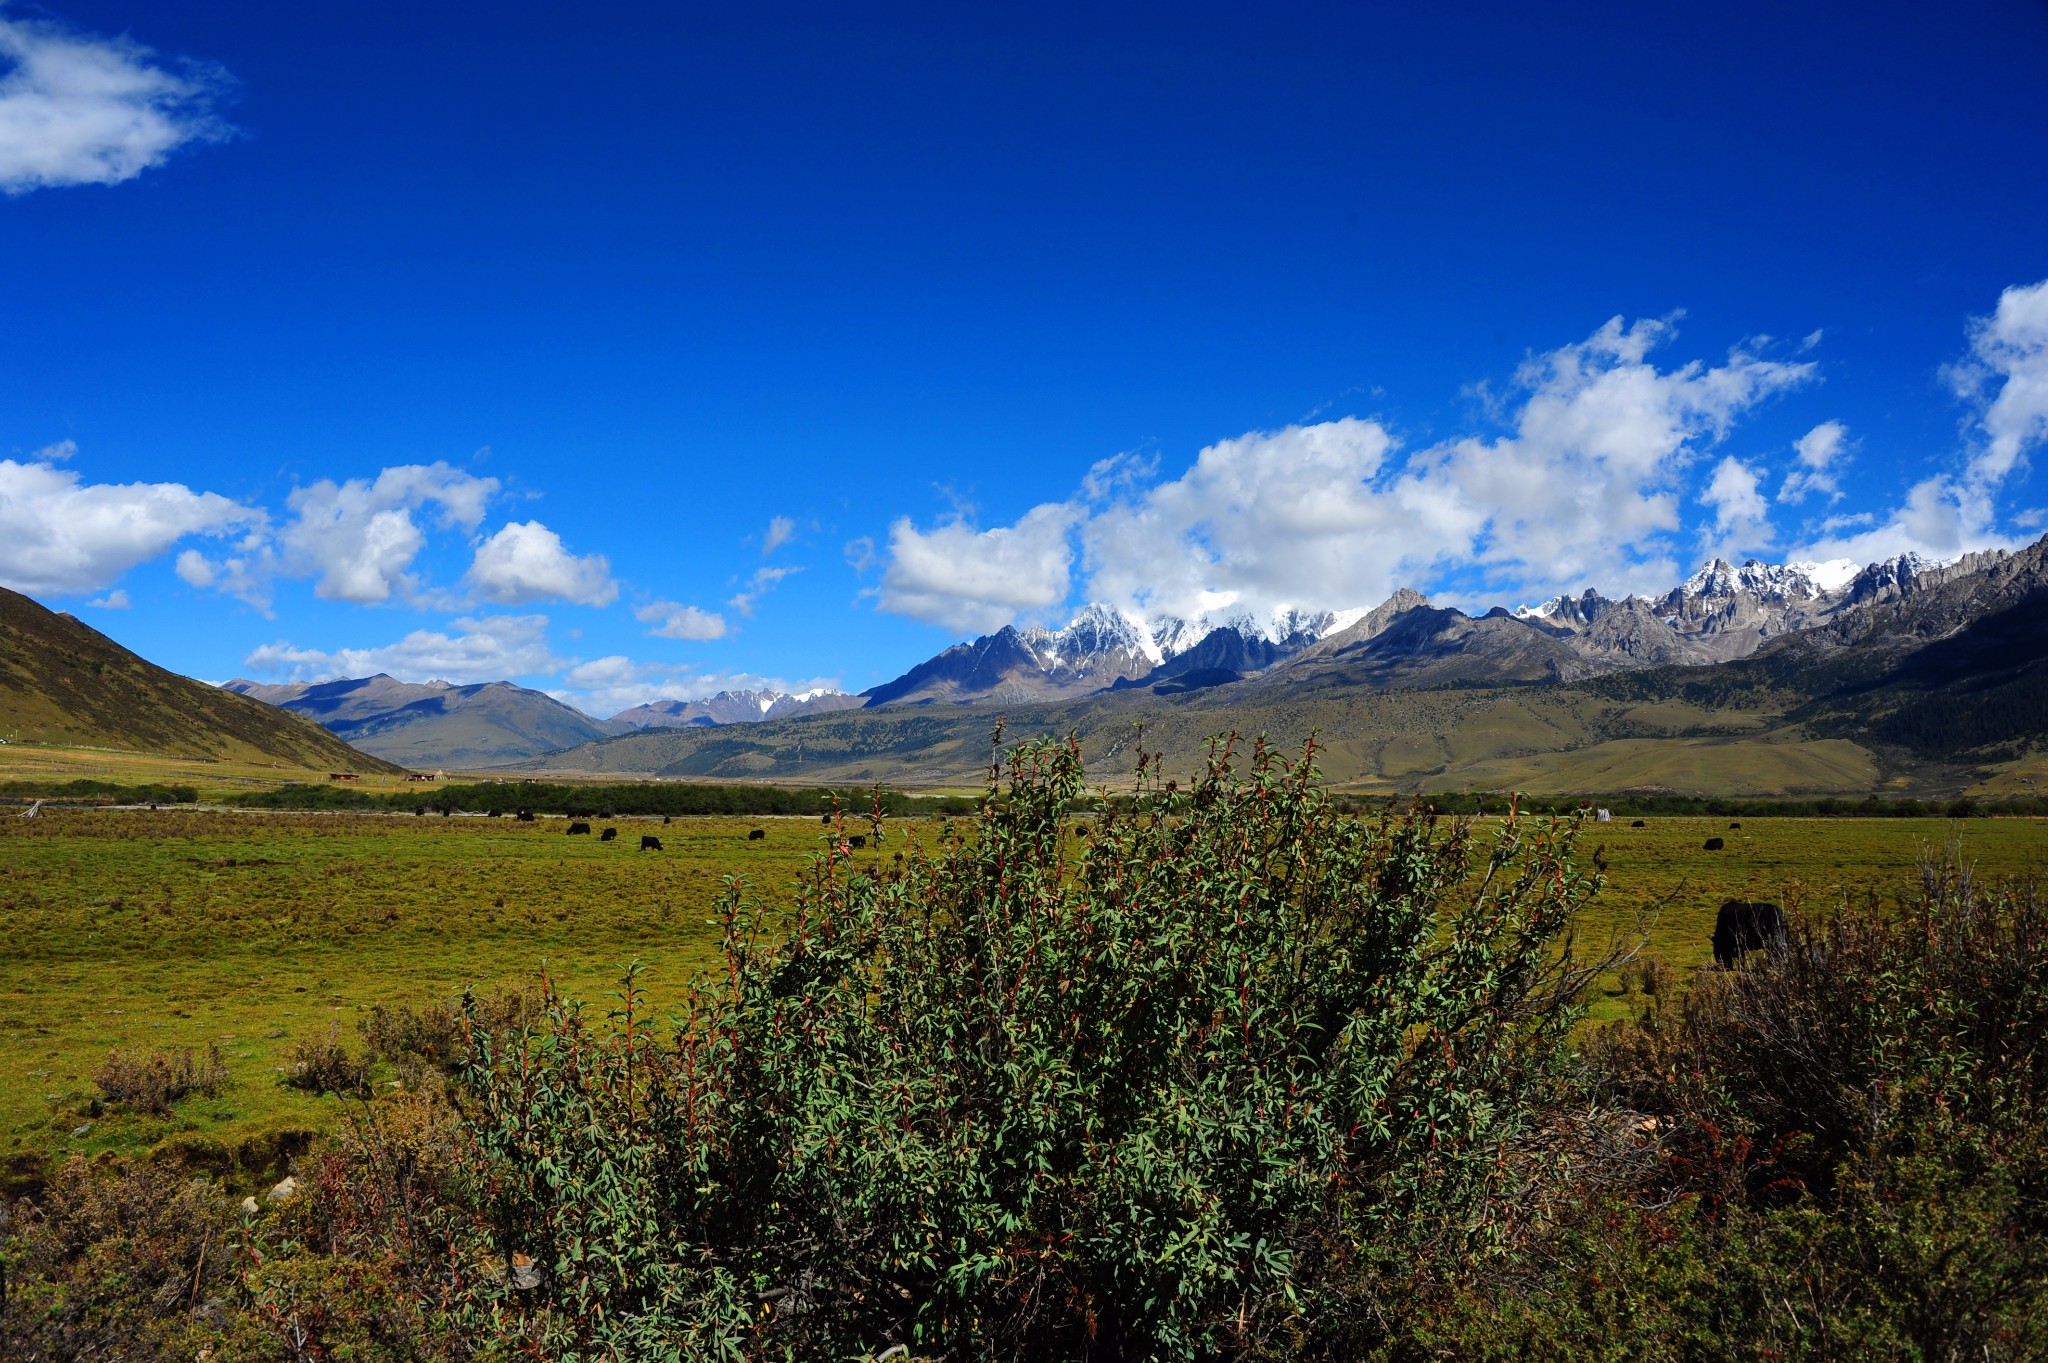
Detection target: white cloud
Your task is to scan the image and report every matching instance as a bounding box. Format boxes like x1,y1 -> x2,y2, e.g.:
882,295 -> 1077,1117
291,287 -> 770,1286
243,613 -> 558,685
878,501 -> 1080,633
0,14 -> 230,193
547,655 -> 843,719
1780,421 -> 1850,503
762,515 -> 797,557
84,588 -> 128,609
1791,278 -> 2048,568
465,519 -> 616,607
1699,456 -> 1773,557
634,599 -> 727,640
277,462 -> 498,605
1959,277 -> 2048,486
875,319 -> 1815,633
0,452 -> 261,597
729,563 -> 798,617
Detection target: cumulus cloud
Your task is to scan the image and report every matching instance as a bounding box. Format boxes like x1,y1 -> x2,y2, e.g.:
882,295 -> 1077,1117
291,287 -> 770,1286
243,613 -> 559,685
0,13 -> 231,193
0,450 -> 261,597
1780,421 -> 1851,503
277,462 -> 498,605
465,519 -> 616,607
876,319 -> 1817,633
762,515 -> 797,557
1958,277 -> 2048,486
1792,277 -> 2048,567
84,588 -> 128,609
878,502 -> 1080,633
1699,456 -> 1773,558
547,655 -> 842,719
876,319 -> 1810,630
634,599 -> 727,640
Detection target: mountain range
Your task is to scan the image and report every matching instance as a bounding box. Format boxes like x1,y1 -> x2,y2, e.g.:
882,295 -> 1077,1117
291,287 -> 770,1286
185,540 -> 2046,785
221,676 -> 864,768
509,538 -> 2048,795
847,554 -> 1914,707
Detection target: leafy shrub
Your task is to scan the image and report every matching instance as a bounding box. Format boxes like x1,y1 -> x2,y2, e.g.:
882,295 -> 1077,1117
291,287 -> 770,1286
0,1156 -> 269,1361
360,983 -> 542,1080
93,1044 -> 229,1116
450,735 -> 1611,1359
1436,834 -> 2048,1360
286,1024 -> 371,1096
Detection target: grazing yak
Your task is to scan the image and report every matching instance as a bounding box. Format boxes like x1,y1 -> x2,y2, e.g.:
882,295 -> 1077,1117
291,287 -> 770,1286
641,835 -> 663,851
517,809 -> 535,822
748,829 -> 765,840
567,822 -> 591,836
600,827 -> 618,842
663,815 -> 672,825
1703,836 -> 1725,851
1713,900 -> 1785,968
821,813 -> 833,825
1729,821 -> 1743,830
1631,819 -> 1647,828
848,834 -> 867,850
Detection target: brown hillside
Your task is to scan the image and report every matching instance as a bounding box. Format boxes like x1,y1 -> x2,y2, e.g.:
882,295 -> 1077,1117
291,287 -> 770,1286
0,587 -> 404,773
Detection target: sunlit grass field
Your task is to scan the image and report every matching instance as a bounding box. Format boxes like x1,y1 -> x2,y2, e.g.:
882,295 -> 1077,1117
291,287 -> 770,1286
2,805 -> 2043,1176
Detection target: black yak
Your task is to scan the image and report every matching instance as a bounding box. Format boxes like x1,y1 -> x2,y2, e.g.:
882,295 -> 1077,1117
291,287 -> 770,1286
641,835 -> 663,851
1713,900 -> 1784,968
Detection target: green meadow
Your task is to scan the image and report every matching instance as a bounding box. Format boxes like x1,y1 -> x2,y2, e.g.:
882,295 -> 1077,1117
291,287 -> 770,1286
3,805 -> 2044,1174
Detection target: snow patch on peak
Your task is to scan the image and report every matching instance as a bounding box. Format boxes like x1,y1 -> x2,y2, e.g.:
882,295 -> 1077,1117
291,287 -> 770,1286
1677,558 -> 1832,603
1788,558 -> 1862,593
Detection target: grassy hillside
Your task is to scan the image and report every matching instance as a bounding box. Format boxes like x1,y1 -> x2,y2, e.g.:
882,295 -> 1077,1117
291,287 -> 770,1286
0,588 -> 404,774
228,674 -> 621,767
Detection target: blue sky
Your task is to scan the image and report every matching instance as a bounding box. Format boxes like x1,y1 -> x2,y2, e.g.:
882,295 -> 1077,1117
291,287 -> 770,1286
2,1 -> 2045,715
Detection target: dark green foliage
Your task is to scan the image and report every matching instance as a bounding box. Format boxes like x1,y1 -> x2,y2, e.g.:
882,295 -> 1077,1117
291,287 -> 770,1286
0,1157 -> 268,1362
451,735 -> 1606,1358
1430,840 -> 2048,1360
1351,789 -> 2048,819
226,779 -> 984,817
0,780 -> 197,805
224,782 -> 385,810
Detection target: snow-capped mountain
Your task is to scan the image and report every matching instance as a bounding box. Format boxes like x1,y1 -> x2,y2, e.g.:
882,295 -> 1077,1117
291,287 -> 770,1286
611,688 -> 863,729
865,602 -> 1364,707
860,547 -> 2003,710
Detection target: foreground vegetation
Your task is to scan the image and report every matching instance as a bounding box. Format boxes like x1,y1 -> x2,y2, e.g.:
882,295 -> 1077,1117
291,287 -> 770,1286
4,740 -> 2047,1358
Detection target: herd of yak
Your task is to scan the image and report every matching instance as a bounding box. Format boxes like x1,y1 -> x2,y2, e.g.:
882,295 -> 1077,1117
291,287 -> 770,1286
454,806 -> 1786,971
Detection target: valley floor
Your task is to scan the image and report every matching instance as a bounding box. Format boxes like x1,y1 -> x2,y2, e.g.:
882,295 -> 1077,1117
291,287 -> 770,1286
4,805 -> 2045,1174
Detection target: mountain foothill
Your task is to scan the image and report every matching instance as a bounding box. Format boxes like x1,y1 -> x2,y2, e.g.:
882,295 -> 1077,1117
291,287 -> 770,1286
508,536 -> 2048,796
5,534 -> 2044,795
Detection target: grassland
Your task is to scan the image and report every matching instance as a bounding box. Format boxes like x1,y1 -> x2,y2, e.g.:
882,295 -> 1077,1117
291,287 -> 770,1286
3,804 -> 2044,1179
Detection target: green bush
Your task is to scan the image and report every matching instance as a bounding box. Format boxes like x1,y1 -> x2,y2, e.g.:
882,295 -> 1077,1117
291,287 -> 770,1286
449,735 -> 1608,1358
1433,837 -> 2048,1361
